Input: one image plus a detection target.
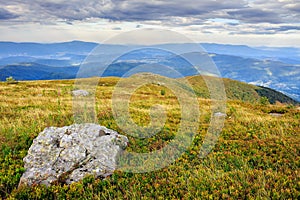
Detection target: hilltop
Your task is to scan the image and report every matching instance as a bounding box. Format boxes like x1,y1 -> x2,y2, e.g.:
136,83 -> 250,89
186,75 -> 298,105
0,75 -> 299,199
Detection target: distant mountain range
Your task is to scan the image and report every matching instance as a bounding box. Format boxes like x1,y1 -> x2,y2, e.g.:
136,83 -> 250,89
0,41 -> 299,102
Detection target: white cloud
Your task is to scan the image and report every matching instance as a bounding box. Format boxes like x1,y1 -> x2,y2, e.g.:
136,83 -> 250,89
0,0 -> 299,46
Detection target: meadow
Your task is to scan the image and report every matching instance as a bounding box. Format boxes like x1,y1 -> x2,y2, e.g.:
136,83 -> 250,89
0,76 -> 299,199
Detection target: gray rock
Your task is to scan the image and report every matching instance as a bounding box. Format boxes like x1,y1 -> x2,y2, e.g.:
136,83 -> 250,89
71,90 -> 90,97
214,112 -> 227,117
19,123 -> 128,187
269,113 -> 283,117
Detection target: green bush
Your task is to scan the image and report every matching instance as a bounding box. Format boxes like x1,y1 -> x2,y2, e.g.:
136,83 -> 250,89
259,96 -> 269,106
6,76 -> 18,84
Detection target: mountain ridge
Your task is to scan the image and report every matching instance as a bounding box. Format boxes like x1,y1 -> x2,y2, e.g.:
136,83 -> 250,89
0,41 -> 299,102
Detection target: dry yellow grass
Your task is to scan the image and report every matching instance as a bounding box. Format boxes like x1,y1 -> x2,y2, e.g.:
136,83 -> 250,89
0,76 -> 299,199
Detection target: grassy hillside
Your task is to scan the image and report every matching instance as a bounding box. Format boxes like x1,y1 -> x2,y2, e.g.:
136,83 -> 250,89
187,75 -> 298,105
0,76 -> 299,199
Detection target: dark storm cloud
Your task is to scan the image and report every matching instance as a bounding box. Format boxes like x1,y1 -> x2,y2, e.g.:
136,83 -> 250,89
0,0 -> 295,24
100,1 -> 242,21
1,0 -> 300,35
225,24 -> 300,35
227,8 -> 282,24
266,25 -> 300,32
31,0 -> 247,22
38,2 -> 98,20
0,8 -> 19,20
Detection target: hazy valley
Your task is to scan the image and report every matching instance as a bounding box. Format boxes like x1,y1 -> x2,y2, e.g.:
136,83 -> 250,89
1,41 -> 299,102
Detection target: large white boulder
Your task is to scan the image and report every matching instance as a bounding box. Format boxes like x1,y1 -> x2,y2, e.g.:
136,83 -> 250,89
19,123 -> 128,186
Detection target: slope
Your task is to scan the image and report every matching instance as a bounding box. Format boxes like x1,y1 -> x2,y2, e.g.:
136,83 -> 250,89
0,76 -> 299,199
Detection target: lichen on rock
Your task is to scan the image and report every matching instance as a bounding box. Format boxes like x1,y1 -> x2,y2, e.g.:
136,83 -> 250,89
19,123 -> 128,187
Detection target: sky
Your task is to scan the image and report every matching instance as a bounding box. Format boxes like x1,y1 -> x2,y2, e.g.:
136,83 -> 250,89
0,0 -> 300,47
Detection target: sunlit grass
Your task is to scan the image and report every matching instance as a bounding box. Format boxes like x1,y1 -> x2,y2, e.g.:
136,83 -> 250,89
0,77 -> 299,199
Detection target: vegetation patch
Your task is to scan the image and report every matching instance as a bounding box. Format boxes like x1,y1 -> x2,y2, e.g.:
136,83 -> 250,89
0,77 -> 299,199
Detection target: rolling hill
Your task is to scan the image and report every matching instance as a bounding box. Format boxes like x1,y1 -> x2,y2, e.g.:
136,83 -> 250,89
0,41 -> 299,102
0,75 -> 299,199
0,63 -> 78,81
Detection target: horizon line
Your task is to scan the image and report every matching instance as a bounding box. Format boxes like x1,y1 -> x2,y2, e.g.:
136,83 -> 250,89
0,40 -> 299,48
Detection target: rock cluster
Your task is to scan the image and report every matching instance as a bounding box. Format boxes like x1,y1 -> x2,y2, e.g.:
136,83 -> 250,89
19,123 -> 128,186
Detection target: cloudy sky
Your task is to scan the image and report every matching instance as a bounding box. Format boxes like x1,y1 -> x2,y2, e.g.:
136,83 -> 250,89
0,0 -> 300,46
